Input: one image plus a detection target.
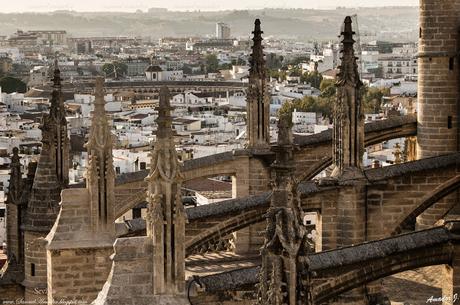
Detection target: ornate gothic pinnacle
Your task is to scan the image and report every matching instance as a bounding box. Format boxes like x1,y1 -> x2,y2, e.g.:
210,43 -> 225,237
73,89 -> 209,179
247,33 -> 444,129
86,76 -> 112,151
331,16 -> 364,178
52,58 -> 62,90
249,19 -> 266,78
94,77 -> 106,113
277,112 -> 293,147
156,86 -> 174,140
342,16 -> 355,48
49,59 -> 65,122
7,147 -> 22,205
336,16 -> 361,88
86,76 -> 115,232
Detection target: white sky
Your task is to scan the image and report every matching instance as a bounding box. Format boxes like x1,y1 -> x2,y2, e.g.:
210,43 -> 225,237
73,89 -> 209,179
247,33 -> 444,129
0,0 -> 418,13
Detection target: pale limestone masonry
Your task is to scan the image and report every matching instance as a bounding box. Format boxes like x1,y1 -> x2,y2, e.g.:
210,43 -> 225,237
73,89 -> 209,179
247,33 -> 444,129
93,87 -> 188,305
145,87 -> 187,302
46,77 -> 115,304
92,237 -> 154,305
46,189 -> 113,304
416,0 -> 460,230
23,233 -> 47,301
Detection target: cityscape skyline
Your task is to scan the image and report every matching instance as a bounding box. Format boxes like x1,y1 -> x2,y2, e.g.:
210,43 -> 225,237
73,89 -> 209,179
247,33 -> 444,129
1,0 -> 418,13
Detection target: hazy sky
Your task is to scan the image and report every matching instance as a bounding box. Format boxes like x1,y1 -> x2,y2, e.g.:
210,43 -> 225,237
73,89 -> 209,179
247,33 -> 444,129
1,0 -> 418,13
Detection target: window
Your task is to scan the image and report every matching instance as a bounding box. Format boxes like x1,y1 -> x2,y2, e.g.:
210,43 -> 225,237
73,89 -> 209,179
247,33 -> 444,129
0,208 -> 4,218
448,116 -> 453,129
140,162 -> 146,170
115,167 -> 121,174
449,57 -> 454,70
132,208 -> 142,219
31,263 -> 36,276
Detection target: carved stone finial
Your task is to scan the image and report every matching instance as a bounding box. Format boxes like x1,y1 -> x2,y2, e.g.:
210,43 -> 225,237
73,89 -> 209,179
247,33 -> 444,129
146,86 -> 186,300
86,76 -> 115,233
249,19 -> 266,78
336,16 -> 361,88
7,147 -> 22,205
156,86 -> 174,140
52,58 -> 62,90
247,19 -> 270,150
331,16 -> 364,178
277,112 -> 293,147
257,108 -> 313,305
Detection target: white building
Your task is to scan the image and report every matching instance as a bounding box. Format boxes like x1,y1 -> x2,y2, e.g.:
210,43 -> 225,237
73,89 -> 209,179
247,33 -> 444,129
145,65 -> 183,81
29,66 -> 49,87
379,54 -> 417,79
292,110 -> 317,125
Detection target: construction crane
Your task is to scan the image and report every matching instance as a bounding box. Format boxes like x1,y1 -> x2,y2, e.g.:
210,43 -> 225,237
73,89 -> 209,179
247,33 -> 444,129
351,14 -> 363,77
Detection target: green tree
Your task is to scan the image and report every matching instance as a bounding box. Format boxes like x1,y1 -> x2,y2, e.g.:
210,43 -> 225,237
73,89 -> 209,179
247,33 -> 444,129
101,61 -> 128,79
0,77 -> 27,93
278,96 -> 333,121
362,86 -> 389,114
205,54 -> 219,73
269,69 -> 287,81
320,79 -> 336,99
301,71 -> 323,89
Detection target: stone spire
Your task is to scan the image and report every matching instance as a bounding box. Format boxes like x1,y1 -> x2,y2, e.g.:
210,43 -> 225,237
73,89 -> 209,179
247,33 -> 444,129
5,147 -> 23,264
145,86 -> 188,303
45,59 -> 69,187
246,19 -> 270,150
23,60 -> 69,232
256,113 -> 313,305
85,77 -> 115,234
7,147 -> 22,206
331,16 -> 364,178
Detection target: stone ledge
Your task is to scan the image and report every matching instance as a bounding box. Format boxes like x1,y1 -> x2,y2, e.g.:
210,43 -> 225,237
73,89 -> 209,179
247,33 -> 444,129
365,152 -> 460,182
47,239 -> 114,251
197,223 -> 457,292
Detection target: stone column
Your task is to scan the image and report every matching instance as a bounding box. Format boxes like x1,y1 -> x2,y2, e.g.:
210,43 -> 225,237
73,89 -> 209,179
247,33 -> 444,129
234,19 -> 272,254
246,18 -> 270,151
416,0 -> 460,229
328,17 -> 369,305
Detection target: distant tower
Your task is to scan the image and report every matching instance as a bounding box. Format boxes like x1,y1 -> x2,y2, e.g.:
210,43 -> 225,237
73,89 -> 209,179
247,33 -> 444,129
145,87 -> 188,304
216,22 -> 231,39
416,0 -> 460,229
246,19 -> 270,150
85,77 -> 115,235
331,16 -> 364,178
417,0 -> 460,158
